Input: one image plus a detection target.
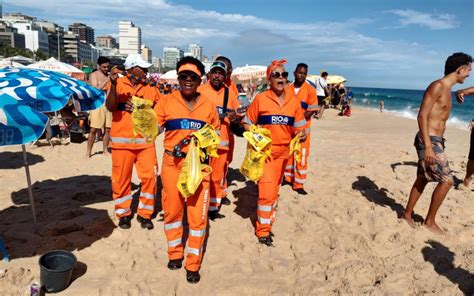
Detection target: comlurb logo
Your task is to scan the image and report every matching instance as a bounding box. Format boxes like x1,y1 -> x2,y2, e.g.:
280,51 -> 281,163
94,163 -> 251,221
271,116 -> 289,125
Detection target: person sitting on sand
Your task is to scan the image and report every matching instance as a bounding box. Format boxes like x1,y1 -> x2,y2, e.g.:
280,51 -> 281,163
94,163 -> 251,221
403,52 -> 472,234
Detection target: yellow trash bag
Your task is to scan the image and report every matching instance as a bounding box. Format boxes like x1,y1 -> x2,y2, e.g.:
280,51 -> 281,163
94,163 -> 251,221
177,138 -> 212,199
131,96 -> 158,142
243,125 -> 272,154
289,132 -> 302,163
191,124 -> 219,160
240,125 -> 272,182
240,145 -> 268,182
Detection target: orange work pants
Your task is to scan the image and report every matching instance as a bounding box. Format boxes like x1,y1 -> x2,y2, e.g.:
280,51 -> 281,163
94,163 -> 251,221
111,147 -> 157,219
222,134 -> 235,197
161,153 -> 210,272
284,131 -> 311,189
256,156 -> 288,238
209,149 -> 229,211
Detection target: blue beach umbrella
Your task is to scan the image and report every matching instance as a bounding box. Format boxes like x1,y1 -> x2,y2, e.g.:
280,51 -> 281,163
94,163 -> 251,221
0,67 -> 105,233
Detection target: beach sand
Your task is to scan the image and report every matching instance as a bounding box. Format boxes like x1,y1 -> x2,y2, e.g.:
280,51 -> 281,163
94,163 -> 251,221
0,108 -> 473,295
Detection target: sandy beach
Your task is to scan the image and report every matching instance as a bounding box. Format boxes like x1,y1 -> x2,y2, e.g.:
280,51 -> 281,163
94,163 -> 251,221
0,107 -> 473,295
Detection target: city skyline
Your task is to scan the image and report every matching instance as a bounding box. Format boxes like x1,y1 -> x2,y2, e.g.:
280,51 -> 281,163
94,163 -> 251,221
4,0 -> 474,89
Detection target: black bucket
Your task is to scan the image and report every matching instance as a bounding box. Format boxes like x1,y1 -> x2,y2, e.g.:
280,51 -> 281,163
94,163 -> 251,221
39,250 -> 77,293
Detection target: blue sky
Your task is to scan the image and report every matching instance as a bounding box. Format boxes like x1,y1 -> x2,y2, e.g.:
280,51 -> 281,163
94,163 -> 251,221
5,0 -> 474,89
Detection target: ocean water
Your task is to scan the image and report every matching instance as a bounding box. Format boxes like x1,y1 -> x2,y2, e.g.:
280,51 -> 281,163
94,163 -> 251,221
349,87 -> 474,130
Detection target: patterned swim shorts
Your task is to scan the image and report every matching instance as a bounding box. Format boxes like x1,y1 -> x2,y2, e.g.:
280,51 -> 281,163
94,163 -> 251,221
414,132 -> 453,183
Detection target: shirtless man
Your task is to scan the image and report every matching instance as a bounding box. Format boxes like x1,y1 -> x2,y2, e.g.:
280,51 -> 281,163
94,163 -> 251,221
456,86 -> 474,190
403,52 -> 472,234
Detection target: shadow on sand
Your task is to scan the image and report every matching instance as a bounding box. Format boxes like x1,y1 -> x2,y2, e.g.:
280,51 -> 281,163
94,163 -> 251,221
390,161 -> 417,173
352,176 -> 423,222
0,151 -> 45,170
422,240 -> 474,295
1,175 -> 116,260
232,180 -> 258,228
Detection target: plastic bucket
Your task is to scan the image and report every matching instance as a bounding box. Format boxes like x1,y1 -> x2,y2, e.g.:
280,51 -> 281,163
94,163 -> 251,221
39,250 -> 77,293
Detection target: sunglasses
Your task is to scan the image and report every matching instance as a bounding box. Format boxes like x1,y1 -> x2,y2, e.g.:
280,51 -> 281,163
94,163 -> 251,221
178,73 -> 200,82
271,71 -> 289,79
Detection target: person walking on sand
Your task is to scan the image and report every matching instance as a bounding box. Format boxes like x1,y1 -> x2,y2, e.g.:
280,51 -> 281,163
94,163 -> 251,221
243,59 -> 307,246
154,57 -> 220,283
106,54 -> 161,230
86,56 -> 112,158
456,86 -> 474,190
379,100 -> 384,113
283,63 -> 318,195
403,52 -> 472,234
315,71 -> 329,119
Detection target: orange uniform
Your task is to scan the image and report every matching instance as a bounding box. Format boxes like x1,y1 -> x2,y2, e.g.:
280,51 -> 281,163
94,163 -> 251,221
154,90 -> 219,272
243,89 -> 306,237
284,81 -> 318,189
110,76 -> 161,220
198,82 -> 239,212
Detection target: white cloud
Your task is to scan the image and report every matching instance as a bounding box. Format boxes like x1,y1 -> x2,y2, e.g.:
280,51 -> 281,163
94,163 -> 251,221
386,9 -> 458,30
6,1 -> 452,88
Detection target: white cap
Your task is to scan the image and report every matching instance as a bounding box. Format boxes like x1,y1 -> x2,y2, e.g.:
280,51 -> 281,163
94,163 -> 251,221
124,54 -> 152,70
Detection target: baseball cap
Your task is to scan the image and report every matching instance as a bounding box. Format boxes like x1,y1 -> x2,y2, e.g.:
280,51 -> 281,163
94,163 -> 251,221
210,61 -> 227,72
124,54 -> 152,70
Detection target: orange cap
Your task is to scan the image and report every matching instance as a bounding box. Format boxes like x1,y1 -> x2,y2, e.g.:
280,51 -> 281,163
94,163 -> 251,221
266,59 -> 287,80
178,63 -> 202,76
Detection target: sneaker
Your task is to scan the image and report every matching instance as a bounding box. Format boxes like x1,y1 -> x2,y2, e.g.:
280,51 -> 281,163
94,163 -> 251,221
258,235 -> 273,247
186,269 -> 201,284
221,197 -> 231,206
118,216 -> 132,229
295,188 -> 308,195
167,258 -> 183,270
208,210 -> 225,221
137,216 -> 154,230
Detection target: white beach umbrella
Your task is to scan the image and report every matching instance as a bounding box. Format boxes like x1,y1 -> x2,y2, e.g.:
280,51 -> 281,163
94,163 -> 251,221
232,65 -> 267,82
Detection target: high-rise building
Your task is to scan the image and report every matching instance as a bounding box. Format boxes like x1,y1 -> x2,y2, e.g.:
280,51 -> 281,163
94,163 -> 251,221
141,44 -> 152,63
9,22 -> 49,53
163,47 -> 183,69
0,21 -> 25,49
96,35 -> 117,48
68,23 -> 94,45
36,20 -> 64,60
152,56 -> 161,69
119,21 -> 141,56
63,31 -> 92,63
188,43 -> 203,61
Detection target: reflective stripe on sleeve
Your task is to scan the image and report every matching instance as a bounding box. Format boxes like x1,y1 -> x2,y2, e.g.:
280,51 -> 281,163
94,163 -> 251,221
293,119 -> 307,128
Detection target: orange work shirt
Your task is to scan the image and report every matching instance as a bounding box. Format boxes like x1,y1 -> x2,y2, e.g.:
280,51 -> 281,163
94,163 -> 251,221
244,89 -> 306,157
109,77 -> 161,149
287,81 -> 318,127
154,90 -> 220,153
226,79 -> 240,97
197,82 -> 239,150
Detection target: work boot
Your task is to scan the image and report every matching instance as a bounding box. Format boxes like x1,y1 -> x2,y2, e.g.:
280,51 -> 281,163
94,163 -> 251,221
118,215 -> 132,229
167,258 -> 183,270
137,216 -> 154,230
295,188 -> 308,195
208,210 -> 225,221
221,197 -> 231,206
186,269 -> 200,284
258,235 -> 273,247
281,179 -> 291,187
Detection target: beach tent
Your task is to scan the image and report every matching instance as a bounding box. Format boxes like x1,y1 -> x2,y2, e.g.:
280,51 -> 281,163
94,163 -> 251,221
0,60 -> 24,68
3,55 -> 35,66
232,65 -> 267,83
160,70 -> 178,84
26,57 -> 86,81
307,74 -> 347,85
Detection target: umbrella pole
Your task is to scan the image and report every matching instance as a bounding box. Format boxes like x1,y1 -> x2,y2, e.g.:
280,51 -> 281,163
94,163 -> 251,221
22,145 -> 38,234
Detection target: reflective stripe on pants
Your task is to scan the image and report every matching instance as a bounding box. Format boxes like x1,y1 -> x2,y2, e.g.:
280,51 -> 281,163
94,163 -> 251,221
209,149 -> 228,211
111,146 -> 157,219
256,156 -> 287,238
161,153 -> 210,272
284,132 -> 311,190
